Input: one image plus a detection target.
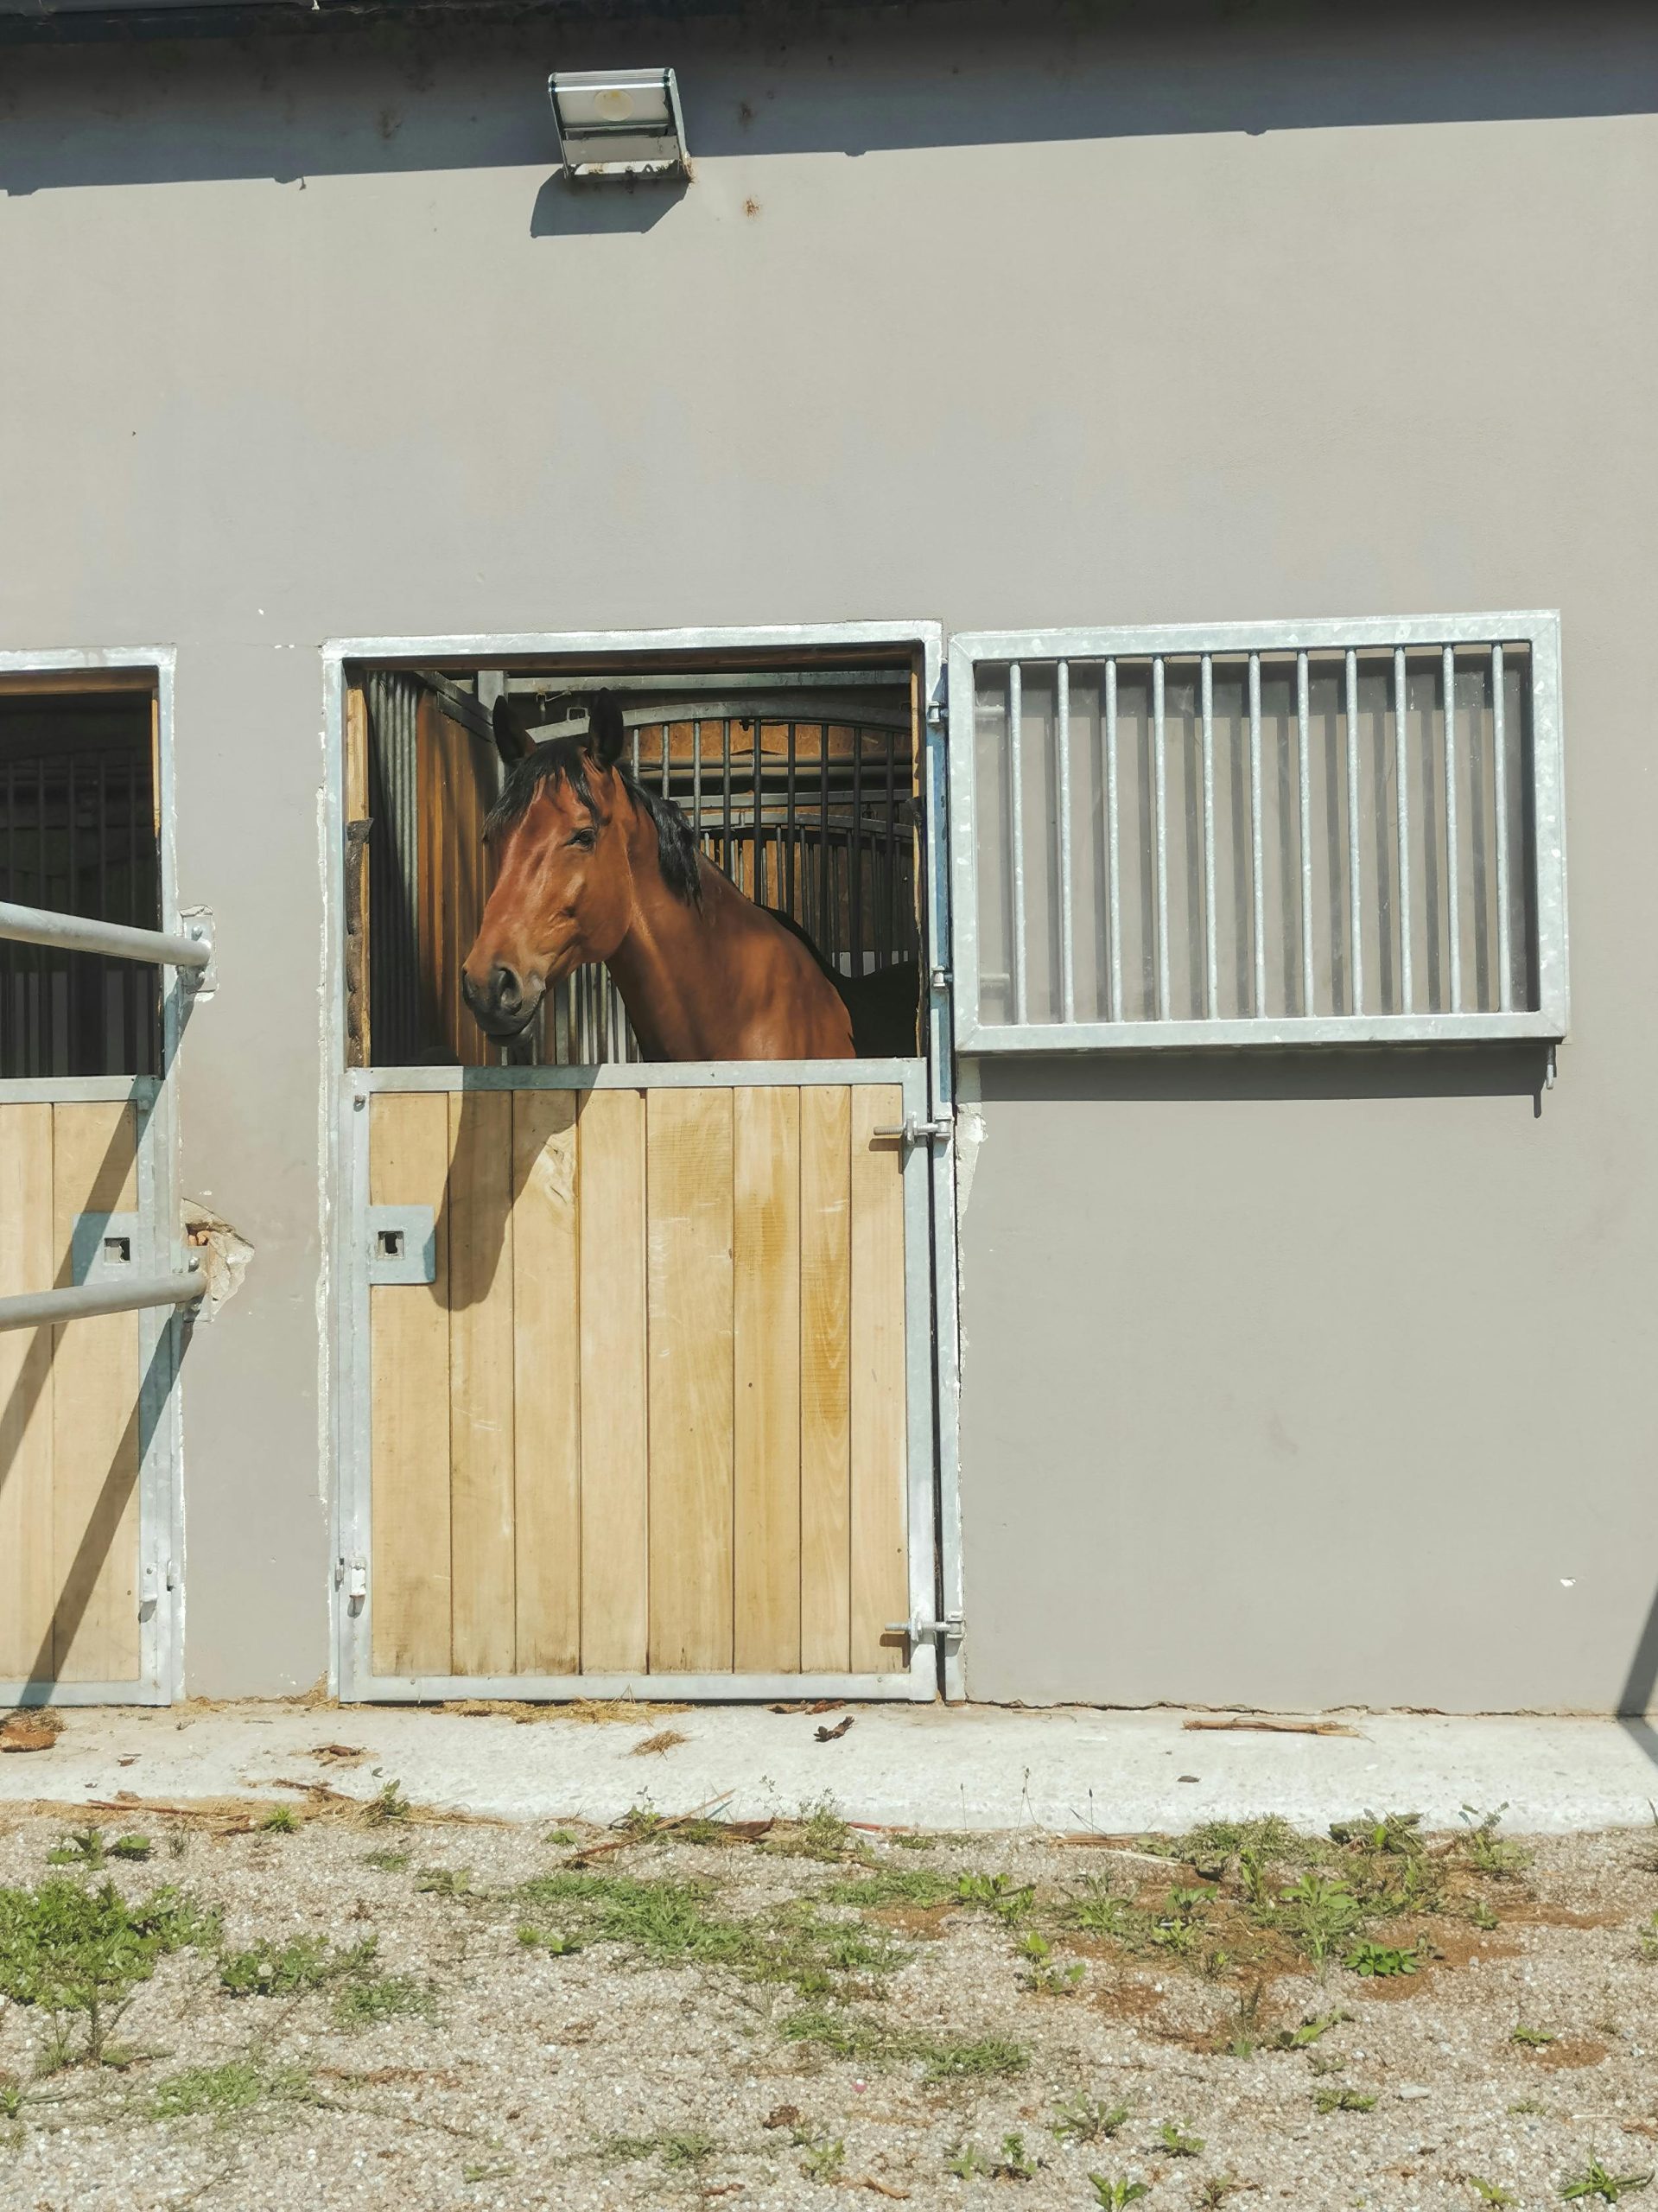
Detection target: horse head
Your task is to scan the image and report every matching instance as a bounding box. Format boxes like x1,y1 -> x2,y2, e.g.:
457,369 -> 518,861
461,690 -> 638,1039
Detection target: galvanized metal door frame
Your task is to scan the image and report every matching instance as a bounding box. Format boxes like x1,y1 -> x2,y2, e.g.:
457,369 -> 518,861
0,647 -> 187,1707
321,624 -> 963,1704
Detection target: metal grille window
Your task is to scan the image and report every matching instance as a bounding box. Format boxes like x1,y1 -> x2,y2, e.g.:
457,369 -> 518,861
0,692 -> 162,1079
949,614 -> 1566,1050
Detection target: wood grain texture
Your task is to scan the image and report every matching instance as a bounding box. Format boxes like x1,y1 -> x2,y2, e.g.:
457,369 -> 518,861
849,1087 -> 908,1675
798,1086 -> 853,1672
448,1089 -> 517,1676
577,1089 -> 649,1673
733,1086 -> 801,1673
345,683 -> 371,1068
370,1091 -> 454,1678
0,1105 -> 56,1681
512,1090 -> 581,1675
50,1102 -> 141,1682
646,1088 -> 734,1673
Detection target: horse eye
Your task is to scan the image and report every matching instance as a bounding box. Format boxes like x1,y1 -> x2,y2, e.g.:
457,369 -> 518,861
568,828 -> 595,849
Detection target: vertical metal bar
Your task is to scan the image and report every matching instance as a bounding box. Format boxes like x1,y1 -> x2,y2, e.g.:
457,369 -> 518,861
786,722 -> 797,922
1008,662 -> 1026,1022
1492,643 -> 1512,1012
1296,652 -> 1313,1016
817,724 -> 831,957
1444,644 -> 1462,1012
1056,659 -> 1075,1022
1105,658 -> 1122,1023
883,727 -> 895,967
1248,652 -> 1265,1017
1200,654 -> 1217,1018
1394,646 -> 1413,1014
37,757 -> 48,1077
1344,647 -> 1363,1015
692,718 -> 702,838
848,715 -> 862,971
753,715 -> 765,909
660,715 -> 670,799
722,716 -> 732,887
1153,657 -> 1170,1020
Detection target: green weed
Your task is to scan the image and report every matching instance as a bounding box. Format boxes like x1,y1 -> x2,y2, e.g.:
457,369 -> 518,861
797,2132 -> 846,2183
1157,2120 -> 1204,2157
259,1808 -> 298,1835
1316,2088 -> 1377,2114
603,2129 -> 715,2169
362,1849 -> 410,1872
150,2061 -> 314,2124
945,2139 -> 989,2179
824,1867 -> 954,1909
333,1972 -> 434,2030
1558,2159 -> 1654,2202
1274,2010 -> 1350,2050
1329,1812 -> 1425,1857
1051,2095 -> 1129,2144
219,1936 -> 376,1998
1197,2181 -> 1246,2208
992,2132 -> 1042,2179
1344,1941 -> 1420,1979
1274,1873 -> 1362,1966
1466,2182 -> 1518,2207
0,1878 -> 216,2068
1458,1805 -> 1531,1879
955,1870 -> 1036,1921
365,1780 -> 410,1826
921,2035 -> 1029,2082
1513,2024 -> 1557,2049
1019,1931 -> 1085,1994
413,1866 -> 471,1899
1089,2177 -> 1151,2208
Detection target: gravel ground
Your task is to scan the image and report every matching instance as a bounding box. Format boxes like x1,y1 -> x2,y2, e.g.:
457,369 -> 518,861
3,1781 -> 1657,2211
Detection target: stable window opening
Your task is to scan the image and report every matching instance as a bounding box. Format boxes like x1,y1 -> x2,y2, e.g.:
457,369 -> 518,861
0,679 -> 162,1080
346,657 -> 925,1071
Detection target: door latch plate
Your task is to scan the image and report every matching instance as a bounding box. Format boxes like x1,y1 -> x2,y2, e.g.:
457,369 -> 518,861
72,1211 -> 140,1285
366,1205 -> 435,1286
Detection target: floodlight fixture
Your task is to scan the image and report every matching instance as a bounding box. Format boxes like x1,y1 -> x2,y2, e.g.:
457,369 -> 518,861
549,67 -> 689,181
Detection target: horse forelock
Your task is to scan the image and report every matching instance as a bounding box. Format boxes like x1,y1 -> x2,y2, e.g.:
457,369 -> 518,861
486,736 -> 703,909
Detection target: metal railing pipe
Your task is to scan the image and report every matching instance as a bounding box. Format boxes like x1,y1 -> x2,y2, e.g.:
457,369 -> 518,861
0,1263 -> 203,1335
0,900 -> 210,970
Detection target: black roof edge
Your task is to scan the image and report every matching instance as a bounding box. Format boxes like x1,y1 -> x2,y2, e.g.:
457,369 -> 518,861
0,0 -> 930,45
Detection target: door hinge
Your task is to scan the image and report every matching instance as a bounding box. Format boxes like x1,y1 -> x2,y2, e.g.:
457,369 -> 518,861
886,1611 -> 965,1646
139,1557 -> 175,1614
925,685 -> 948,728
873,1112 -> 954,1149
335,1555 -> 368,1605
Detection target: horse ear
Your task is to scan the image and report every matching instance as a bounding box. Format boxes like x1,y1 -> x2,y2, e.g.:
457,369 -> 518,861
585,690 -> 626,771
492,694 -> 534,766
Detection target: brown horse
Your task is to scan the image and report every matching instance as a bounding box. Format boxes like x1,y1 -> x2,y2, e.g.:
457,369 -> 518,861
463,692 -> 871,1061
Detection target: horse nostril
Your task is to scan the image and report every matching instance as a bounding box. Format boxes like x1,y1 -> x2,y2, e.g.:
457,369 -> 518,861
492,963 -> 523,1014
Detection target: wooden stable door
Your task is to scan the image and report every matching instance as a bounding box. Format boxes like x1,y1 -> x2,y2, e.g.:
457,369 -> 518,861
363,1079 -> 921,1691
0,1100 -> 146,1687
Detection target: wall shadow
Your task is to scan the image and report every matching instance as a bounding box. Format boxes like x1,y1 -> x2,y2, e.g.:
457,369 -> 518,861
2,1 -> 1656,195
969,1042 -> 1553,1110
530,171 -> 689,238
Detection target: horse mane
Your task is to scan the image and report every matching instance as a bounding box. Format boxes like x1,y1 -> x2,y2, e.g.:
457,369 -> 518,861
486,736 -> 704,910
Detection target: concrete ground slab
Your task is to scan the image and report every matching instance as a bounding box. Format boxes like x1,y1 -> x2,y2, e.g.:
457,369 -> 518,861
3,1701 -> 1657,1833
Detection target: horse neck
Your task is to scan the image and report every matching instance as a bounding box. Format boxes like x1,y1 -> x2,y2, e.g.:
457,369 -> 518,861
602,798 -> 721,1058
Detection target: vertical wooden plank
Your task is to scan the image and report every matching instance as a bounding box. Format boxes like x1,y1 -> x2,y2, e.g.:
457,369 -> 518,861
371,1091 -> 453,1678
733,1087 -> 802,1673
344,683 -> 372,1069
416,695 -> 443,1053
51,1102 -> 141,1682
647,1088 -> 734,1673
513,1090 -> 581,1675
448,1089 -> 517,1675
850,1086 -> 908,1674
799,1087 -> 852,1672
0,1106 -> 55,1681
578,1090 -> 649,1672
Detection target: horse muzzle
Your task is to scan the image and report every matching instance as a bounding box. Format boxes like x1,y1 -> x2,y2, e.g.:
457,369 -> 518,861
461,960 -> 544,1039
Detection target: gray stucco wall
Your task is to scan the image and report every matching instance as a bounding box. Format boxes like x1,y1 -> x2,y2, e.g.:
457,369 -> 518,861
3,0 -> 1655,1706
